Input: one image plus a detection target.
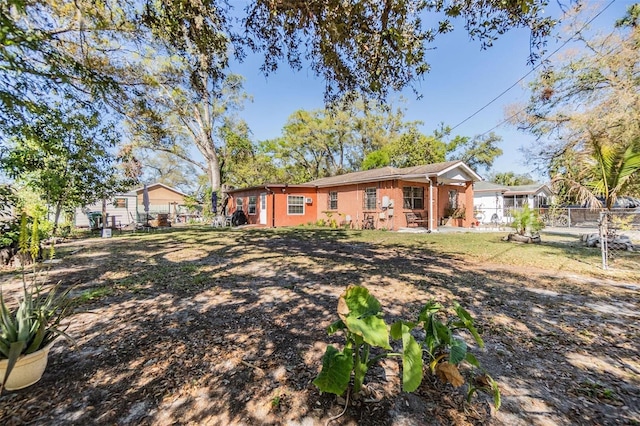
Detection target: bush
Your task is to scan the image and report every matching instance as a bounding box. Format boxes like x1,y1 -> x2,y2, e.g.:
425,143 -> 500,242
510,205 -> 544,236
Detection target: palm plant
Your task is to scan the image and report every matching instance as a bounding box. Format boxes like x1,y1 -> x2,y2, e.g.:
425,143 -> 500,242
553,136 -> 640,210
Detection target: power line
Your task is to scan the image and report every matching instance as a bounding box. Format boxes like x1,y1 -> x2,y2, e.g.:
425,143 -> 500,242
449,0 -> 617,135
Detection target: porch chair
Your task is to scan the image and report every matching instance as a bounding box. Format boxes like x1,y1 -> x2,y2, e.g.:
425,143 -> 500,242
362,215 -> 375,230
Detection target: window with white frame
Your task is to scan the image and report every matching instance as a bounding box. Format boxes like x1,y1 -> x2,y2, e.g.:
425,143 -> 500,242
534,194 -> 547,208
364,187 -> 377,210
402,187 -> 424,209
236,197 -> 244,211
248,196 -> 257,215
288,195 -> 304,215
503,195 -> 527,216
114,198 -> 127,208
328,191 -> 338,210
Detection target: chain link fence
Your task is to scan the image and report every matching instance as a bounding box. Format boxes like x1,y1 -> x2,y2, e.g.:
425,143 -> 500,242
595,211 -> 640,271
534,207 -> 639,271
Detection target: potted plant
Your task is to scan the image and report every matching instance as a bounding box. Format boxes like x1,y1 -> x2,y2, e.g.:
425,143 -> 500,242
443,206 -> 465,227
0,212 -> 74,392
451,206 -> 466,227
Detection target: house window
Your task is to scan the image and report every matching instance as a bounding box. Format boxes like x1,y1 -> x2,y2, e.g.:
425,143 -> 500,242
504,195 -> 528,216
288,195 -> 304,215
363,188 -> 377,210
402,187 -> 424,209
114,198 -> 127,208
248,196 -> 257,215
236,197 -> 244,212
328,191 -> 338,210
534,194 -> 547,208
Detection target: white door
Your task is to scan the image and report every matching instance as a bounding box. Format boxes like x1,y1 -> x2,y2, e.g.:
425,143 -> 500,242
259,193 -> 267,225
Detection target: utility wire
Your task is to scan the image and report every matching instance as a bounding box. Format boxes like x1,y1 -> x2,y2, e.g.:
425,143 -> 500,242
449,0 -> 617,135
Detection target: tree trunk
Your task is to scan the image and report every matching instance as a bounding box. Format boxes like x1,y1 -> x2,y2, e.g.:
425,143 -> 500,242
102,199 -> 107,232
504,233 -> 541,244
52,201 -> 63,236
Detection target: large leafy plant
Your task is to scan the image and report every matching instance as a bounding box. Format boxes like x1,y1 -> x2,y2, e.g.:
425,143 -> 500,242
0,212 -> 74,392
313,285 -> 423,395
313,285 -> 500,410
417,301 -> 500,409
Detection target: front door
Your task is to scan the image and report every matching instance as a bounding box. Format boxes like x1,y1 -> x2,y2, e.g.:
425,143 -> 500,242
259,193 -> 267,225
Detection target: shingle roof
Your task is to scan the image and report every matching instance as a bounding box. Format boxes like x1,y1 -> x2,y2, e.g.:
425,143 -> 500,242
474,181 -> 509,192
133,182 -> 189,197
504,184 -> 551,195
474,181 -> 552,195
307,161 -> 474,187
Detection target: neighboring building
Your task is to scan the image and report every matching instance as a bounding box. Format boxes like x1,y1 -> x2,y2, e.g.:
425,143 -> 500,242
225,161 -> 482,231
74,183 -> 196,228
473,181 -> 553,224
74,191 -> 138,228
134,183 -> 192,222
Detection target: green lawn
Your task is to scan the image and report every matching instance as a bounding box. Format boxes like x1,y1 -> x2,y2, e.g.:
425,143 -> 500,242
217,226 -> 631,278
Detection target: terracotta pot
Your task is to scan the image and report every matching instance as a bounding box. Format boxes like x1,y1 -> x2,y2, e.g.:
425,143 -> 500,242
0,342 -> 54,390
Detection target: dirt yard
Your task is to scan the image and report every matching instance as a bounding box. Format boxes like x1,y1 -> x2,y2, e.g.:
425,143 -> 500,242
0,227 -> 638,425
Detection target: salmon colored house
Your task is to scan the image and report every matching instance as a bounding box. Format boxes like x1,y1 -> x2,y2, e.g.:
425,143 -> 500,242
134,183 -> 191,221
225,161 -> 482,231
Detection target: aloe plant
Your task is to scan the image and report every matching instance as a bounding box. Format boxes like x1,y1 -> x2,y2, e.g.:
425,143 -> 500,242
0,283 -> 73,389
0,212 -> 74,392
313,285 -> 423,396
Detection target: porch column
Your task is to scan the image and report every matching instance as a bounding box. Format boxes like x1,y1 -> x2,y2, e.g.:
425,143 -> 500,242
429,179 -> 434,232
465,182 -> 474,227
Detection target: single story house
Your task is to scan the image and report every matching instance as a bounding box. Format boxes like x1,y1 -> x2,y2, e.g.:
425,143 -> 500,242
473,181 -> 553,224
74,190 -> 138,228
134,183 -> 192,222
225,161 -> 482,231
74,183 -> 194,228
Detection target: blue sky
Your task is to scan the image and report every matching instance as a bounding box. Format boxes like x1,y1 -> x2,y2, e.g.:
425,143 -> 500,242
230,1 -> 631,181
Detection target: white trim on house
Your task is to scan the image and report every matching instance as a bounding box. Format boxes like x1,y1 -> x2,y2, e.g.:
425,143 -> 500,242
473,182 -> 553,224
132,182 -> 190,198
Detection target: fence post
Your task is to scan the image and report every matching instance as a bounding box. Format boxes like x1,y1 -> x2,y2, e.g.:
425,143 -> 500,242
599,211 -> 608,270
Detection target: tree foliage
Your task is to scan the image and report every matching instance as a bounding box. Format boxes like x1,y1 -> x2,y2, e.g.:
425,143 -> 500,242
487,171 -> 536,186
511,5 -> 640,206
263,100 -> 411,182
219,118 -> 282,188
0,105 -> 137,232
0,0 -> 123,121
243,0 -> 557,101
263,102 -> 504,181
444,132 -> 503,173
380,129 -> 446,168
1,0 -> 561,203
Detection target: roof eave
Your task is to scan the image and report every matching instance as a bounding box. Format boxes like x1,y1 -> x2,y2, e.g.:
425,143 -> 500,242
435,161 -> 483,182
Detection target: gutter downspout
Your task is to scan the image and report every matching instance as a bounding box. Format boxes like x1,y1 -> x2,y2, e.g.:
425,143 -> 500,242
264,186 -> 276,228
271,192 -> 276,228
429,178 -> 434,232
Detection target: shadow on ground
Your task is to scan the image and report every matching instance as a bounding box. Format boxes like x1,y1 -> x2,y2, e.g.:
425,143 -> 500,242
0,226 -> 638,425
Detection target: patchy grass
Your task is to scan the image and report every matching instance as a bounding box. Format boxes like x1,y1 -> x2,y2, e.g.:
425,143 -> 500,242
0,226 -> 638,425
